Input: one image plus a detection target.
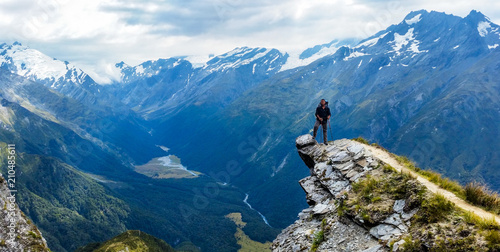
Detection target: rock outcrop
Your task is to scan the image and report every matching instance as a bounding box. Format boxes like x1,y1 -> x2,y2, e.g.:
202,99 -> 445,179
272,135 -> 492,251
0,175 -> 49,251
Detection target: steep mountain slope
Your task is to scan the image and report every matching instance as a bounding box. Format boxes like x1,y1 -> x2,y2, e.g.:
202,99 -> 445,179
0,148 -> 130,252
0,167 -> 50,251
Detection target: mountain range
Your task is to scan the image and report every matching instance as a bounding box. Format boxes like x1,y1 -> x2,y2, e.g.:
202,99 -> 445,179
0,9 -> 498,252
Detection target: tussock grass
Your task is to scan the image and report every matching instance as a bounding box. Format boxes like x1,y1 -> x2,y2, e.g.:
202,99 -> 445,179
486,230 -> 500,250
352,175 -> 380,202
310,219 -> 327,252
394,156 -> 465,198
352,137 -> 369,145
465,182 -> 500,214
462,211 -> 500,230
351,137 -> 387,151
417,193 -> 455,223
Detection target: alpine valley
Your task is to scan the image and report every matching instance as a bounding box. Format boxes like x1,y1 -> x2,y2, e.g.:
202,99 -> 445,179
0,9 -> 498,252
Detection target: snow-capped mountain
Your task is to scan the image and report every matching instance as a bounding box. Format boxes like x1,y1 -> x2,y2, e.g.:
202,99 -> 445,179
203,47 -> 287,74
280,38 -> 358,71
116,58 -> 188,84
109,46 -> 289,117
0,42 -> 100,102
346,10 -> 500,67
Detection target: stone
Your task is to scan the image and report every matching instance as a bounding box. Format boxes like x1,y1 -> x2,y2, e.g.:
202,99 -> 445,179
401,208 -> 419,221
326,180 -> 350,196
394,200 -> 405,213
296,134 -> 316,148
350,171 -> 367,182
370,224 -> 402,240
313,162 -> 330,176
345,169 -> 361,179
348,144 -> 365,157
392,240 -> 406,251
299,176 -> 332,206
312,203 -> 330,215
362,245 -> 384,252
356,158 -> 369,168
383,213 -> 402,226
331,151 -> 351,163
332,160 -> 355,171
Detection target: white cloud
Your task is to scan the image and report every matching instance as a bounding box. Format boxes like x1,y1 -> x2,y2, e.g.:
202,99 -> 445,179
0,0 -> 499,83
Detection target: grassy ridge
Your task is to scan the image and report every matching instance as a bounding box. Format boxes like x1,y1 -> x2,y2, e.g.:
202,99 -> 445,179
353,137 -> 500,216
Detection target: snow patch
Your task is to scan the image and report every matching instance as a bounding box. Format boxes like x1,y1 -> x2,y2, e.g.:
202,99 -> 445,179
344,51 -> 368,61
405,14 -> 422,25
478,21 -> 491,37
393,28 -> 415,52
207,48 -> 272,72
280,44 -> 341,71
355,32 -> 388,48
184,54 -> 212,68
135,65 -> 145,75
488,44 -> 499,49
391,28 -> 427,55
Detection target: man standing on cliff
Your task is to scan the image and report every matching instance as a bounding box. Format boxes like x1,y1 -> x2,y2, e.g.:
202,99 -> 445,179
313,99 -> 331,145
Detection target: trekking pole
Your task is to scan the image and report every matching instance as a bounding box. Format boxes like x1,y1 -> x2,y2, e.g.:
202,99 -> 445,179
328,120 -> 334,141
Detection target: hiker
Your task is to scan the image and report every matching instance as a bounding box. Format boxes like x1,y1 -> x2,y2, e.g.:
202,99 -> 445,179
313,99 -> 331,144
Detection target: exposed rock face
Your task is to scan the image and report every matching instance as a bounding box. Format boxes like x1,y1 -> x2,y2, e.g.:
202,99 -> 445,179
273,135 -> 419,252
0,175 -> 49,251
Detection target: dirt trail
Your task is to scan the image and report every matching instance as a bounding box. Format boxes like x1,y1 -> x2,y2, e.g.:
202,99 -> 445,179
362,144 -> 500,225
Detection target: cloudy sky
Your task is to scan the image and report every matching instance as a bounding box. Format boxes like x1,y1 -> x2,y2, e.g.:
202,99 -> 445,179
1,0 -> 499,83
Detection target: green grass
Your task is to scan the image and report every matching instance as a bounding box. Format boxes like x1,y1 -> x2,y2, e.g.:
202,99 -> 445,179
462,211 -> 500,230
417,193 -> 455,223
352,137 -> 369,145
464,182 -> 500,214
310,219 -> 327,252
400,235 -> 422,251
392,152 -> 500,217
28,231 -> 42,239
352,175 -> 380,202
351,137 -> 387,151
486,230 -> 500,250
394,155 -> 466,198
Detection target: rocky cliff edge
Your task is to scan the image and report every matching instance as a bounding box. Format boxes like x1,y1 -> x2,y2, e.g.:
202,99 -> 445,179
272,135 -> 496,251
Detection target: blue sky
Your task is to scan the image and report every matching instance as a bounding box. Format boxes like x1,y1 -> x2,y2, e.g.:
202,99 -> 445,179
0,0 -> 499,83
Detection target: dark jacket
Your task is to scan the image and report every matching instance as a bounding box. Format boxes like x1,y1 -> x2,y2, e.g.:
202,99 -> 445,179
315,106 -> 331,122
